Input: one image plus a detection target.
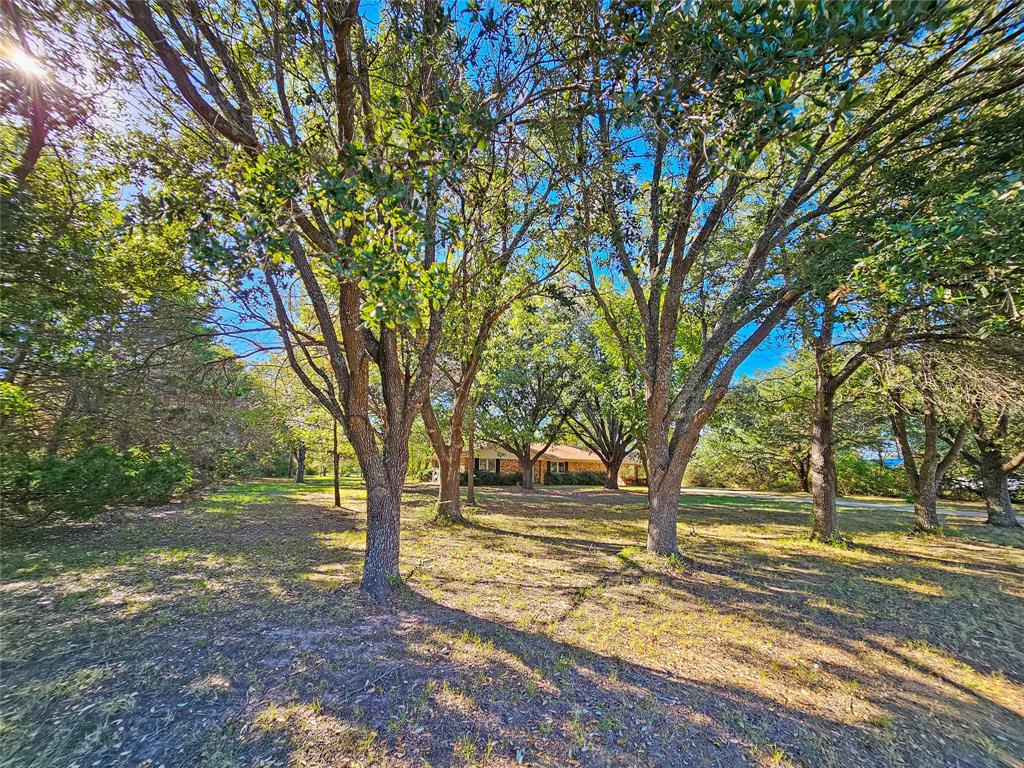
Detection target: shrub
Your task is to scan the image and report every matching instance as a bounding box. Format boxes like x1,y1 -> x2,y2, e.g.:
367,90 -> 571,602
124,446 -> 193,505
470,470 -> 521,486
684,448 -> 799,491
834,453 -> 908,498
1,444 -> 193,523
545,470 -> 605,486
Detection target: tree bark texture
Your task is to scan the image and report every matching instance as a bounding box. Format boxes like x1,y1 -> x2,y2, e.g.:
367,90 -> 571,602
980,453 -> 1017,527
809,385 -> 840,543
333,419 -> 341,508
361,481 -> 402,601
604,456 -> 623,490
295,443 -> 306,484
967,406 -> 1021,528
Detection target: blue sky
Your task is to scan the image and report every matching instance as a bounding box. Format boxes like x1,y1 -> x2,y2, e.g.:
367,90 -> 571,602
735,327 -> 791,378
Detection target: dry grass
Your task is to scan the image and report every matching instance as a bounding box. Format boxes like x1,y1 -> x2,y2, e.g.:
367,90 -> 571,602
1,478 -> 1022,767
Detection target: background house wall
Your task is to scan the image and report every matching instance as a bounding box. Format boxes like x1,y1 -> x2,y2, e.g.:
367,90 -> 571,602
442,444 -> 645,485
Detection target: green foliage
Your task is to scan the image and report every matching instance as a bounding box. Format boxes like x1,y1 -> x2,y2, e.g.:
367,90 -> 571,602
604,0 -> 943,171
690,353 -> 890,492
477,300 -> 577,454
2,445 -> 193,523
1,134 -> 291,498
834,454 -> 908,499
544,470 -> 605,486
467,470 -> 520,486
0,383 -> 31,419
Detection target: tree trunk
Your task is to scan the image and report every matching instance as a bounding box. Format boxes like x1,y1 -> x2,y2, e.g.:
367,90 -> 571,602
911,424 -> 942,533
644,419 -> 699,555
466,418 -> 476,506
333,419 -> 341,507
420,398 -> 468,523
361,480 -> 402,601
647,469 -> 681,555
295,444 -> 306,483
795,456 -> 811,493
603,455 -> 623,490
889,356 -> 969,534
913,477 -> 941,532
809,384 -> 841,543
979,447 -> 1018,527
520,456 -> 534,490
436,452 -> 464,523
645,429 -> 683,554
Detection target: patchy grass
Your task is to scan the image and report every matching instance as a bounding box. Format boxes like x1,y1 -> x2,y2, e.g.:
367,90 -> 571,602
2,479 -> 1022,767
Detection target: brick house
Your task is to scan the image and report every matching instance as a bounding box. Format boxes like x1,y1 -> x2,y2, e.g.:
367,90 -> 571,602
434,442 -> 645,486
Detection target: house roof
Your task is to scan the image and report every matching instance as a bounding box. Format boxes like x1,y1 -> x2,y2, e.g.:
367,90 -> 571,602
472,442 -> 642,466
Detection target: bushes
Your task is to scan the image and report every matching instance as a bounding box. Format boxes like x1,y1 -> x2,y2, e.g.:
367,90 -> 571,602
545,470 -> 605,486
469,470 -> 521,486
213,448 -> 291,480
684,453 -> 799,492
1,444 -> 193,523
834,453 -> 908,498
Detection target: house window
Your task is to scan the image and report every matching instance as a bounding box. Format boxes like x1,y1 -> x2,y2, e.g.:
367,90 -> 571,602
549,461 -> 568,474
476,458 -> 498,472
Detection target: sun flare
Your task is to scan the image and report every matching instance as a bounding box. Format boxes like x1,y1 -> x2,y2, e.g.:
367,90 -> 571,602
2,44 -> 47,80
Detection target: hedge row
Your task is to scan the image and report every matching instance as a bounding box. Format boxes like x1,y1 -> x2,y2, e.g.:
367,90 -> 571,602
544,470 -> 606,486
461,470 -> 521,486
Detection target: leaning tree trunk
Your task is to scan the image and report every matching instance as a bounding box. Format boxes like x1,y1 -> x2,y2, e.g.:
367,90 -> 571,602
603,455 -> 624,490
295,444 -> 306,483
979,448 -> 1018,527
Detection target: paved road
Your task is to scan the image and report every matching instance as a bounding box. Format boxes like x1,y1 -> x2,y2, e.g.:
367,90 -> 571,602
678,486 -> 989,520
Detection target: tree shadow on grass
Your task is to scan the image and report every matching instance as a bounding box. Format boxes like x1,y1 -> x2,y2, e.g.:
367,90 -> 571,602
208,585 -> 1022,768
2,479 -> 1022,768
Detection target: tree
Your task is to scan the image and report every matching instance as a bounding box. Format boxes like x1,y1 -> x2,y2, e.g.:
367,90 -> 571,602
966,407 -> 1024,528
795,287 -> 949,540
98,0 -> 544,599
566,314 -> 639,489
880,349 -> 970,532
790,42 -> 1024,538
539,0 -> 1024,555
1,128 -> 292,524
420,123 -> 566,522
695,351 -> 888,496
955,348 -> 1024,527
477,302 -> 576,490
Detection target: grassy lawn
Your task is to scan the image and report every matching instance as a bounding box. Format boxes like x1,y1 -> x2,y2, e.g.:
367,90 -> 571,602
1,479 -> 1022,768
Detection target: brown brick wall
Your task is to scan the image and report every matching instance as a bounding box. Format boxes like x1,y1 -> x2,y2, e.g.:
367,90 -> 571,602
461,455 -> 638,484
